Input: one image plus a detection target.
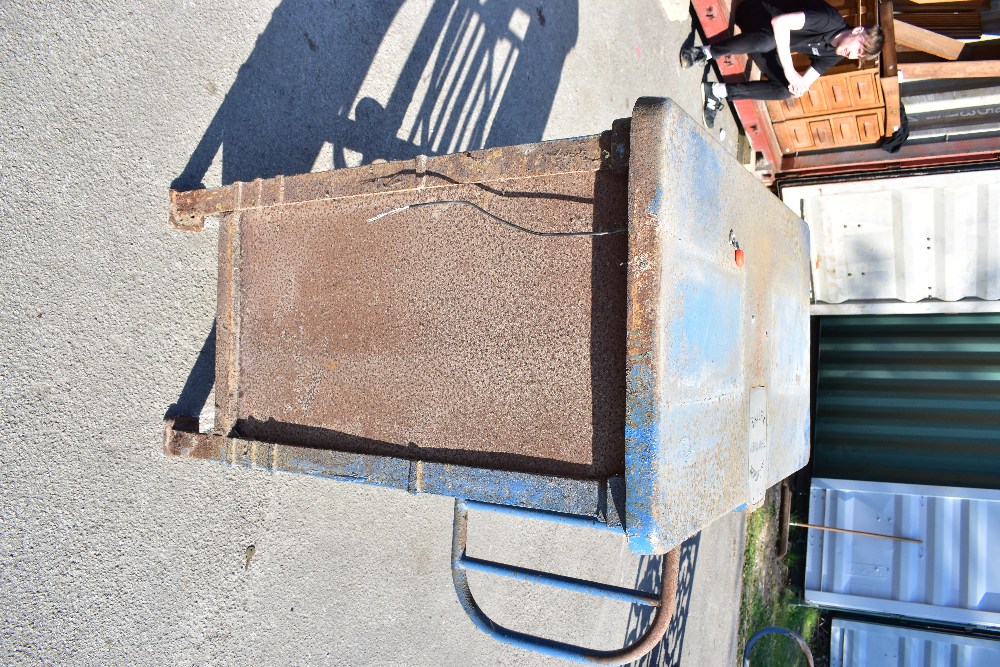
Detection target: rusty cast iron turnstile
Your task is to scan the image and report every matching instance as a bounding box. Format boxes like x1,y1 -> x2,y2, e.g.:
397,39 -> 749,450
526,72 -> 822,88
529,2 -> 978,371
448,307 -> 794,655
165,98 -> 810,663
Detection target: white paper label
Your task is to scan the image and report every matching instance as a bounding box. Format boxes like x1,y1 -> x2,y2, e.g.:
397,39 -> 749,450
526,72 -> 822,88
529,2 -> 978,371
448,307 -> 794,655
748,387 -> 767,506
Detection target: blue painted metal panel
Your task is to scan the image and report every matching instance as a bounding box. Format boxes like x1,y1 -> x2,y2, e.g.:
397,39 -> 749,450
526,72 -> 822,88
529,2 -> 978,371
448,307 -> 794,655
624,98 -> 811,554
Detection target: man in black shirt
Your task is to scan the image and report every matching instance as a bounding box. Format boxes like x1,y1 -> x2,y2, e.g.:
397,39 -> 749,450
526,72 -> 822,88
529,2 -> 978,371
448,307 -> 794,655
680,0 -> 884,126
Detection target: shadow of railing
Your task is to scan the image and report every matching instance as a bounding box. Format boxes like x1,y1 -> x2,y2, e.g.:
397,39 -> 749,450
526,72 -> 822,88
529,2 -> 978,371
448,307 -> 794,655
169,1 -> 579,422
624,532 -> 702,666
172,0 -> 578,189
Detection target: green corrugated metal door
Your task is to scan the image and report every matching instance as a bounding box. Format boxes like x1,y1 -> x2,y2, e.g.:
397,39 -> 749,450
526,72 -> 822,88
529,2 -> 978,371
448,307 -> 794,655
814,313 -> 1000,489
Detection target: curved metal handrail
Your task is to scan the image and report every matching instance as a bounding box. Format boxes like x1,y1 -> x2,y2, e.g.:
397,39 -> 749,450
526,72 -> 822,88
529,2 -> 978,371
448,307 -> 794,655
450,498 -> 680,665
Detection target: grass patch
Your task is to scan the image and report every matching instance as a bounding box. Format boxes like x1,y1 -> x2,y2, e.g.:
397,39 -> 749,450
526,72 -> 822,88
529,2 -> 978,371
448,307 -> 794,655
739,488 -> 821,666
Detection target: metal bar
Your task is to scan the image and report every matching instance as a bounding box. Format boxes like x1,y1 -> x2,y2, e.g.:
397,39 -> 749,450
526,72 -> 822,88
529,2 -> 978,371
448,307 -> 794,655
623,99 -> 667,556
460,499 -> 623,533
164,420 -> 627,519
163,420 -> 413,489
451,499 -> 680,665
812,299 -> 1000,317
457,556 -> 660,607
214,211 -> 241,436
778,136 -> 1000,177
790,521 -> 922,543
168,135 -> 607,230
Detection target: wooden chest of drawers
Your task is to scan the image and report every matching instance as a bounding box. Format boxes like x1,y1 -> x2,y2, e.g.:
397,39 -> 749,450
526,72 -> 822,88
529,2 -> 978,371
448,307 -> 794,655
766,69 -> 885,154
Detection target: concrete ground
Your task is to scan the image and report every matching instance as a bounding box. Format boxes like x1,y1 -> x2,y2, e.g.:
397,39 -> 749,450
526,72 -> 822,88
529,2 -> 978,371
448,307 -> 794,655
1,1 -> 747,664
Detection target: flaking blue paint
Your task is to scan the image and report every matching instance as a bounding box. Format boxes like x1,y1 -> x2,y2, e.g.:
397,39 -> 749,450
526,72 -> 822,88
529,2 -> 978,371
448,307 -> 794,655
624,361 -> 663,554
279,455 -> 411,490
462,501 -> 623,534
205,438 -> 610,517
419,463 -> 603,517
646,185 -> 664,216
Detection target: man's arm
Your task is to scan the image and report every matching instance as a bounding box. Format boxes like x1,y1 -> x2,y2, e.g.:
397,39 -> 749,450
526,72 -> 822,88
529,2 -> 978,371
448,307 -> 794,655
799,67 -> 821,93
771,12 -> 809,96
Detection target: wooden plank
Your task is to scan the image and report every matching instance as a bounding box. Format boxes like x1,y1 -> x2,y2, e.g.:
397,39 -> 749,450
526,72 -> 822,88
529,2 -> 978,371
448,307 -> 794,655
900,60 -> 1000,79
880,75 -> 902,134
896,14 -> 981,40
960,38 -> 1000,60
893,19 -> 964,60
880,1 -> 898,77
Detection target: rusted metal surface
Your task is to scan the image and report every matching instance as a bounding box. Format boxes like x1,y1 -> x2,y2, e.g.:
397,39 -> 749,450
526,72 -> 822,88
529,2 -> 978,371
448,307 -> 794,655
169,137 -> 607,231
690,0 -> 782,173
175,138 -> 630,478
623,99 -> 667,555
164,418 -> 625,517
214,212 -> 241,436
624,98 -> 811,554
221,150 -> 628,479
165,417 -> 415,489
169,97 -> 812,558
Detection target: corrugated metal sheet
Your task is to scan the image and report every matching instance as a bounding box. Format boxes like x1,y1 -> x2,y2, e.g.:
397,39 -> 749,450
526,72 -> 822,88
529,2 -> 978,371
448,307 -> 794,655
781,170 -> 1000,305
830,619 -> 1000,667
805,479 -> 1000,629
814,313 -> 1000,489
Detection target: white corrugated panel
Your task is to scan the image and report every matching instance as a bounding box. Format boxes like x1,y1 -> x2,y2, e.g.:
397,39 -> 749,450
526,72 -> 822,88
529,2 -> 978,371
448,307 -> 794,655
805,479 -> 1000,628
781,171 -> 1000,304
831,619 -> 1000,667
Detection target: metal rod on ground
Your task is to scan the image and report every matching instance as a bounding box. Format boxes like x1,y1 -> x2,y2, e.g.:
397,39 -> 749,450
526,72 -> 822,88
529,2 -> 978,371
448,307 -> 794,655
790,522 -> 922,543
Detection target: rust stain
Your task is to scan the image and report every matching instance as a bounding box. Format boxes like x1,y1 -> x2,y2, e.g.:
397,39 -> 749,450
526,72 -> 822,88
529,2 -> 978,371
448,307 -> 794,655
168,136 -> 606,231
415,460 -> 424,492
628,278 -> 643,330
227,140 -> 628,479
